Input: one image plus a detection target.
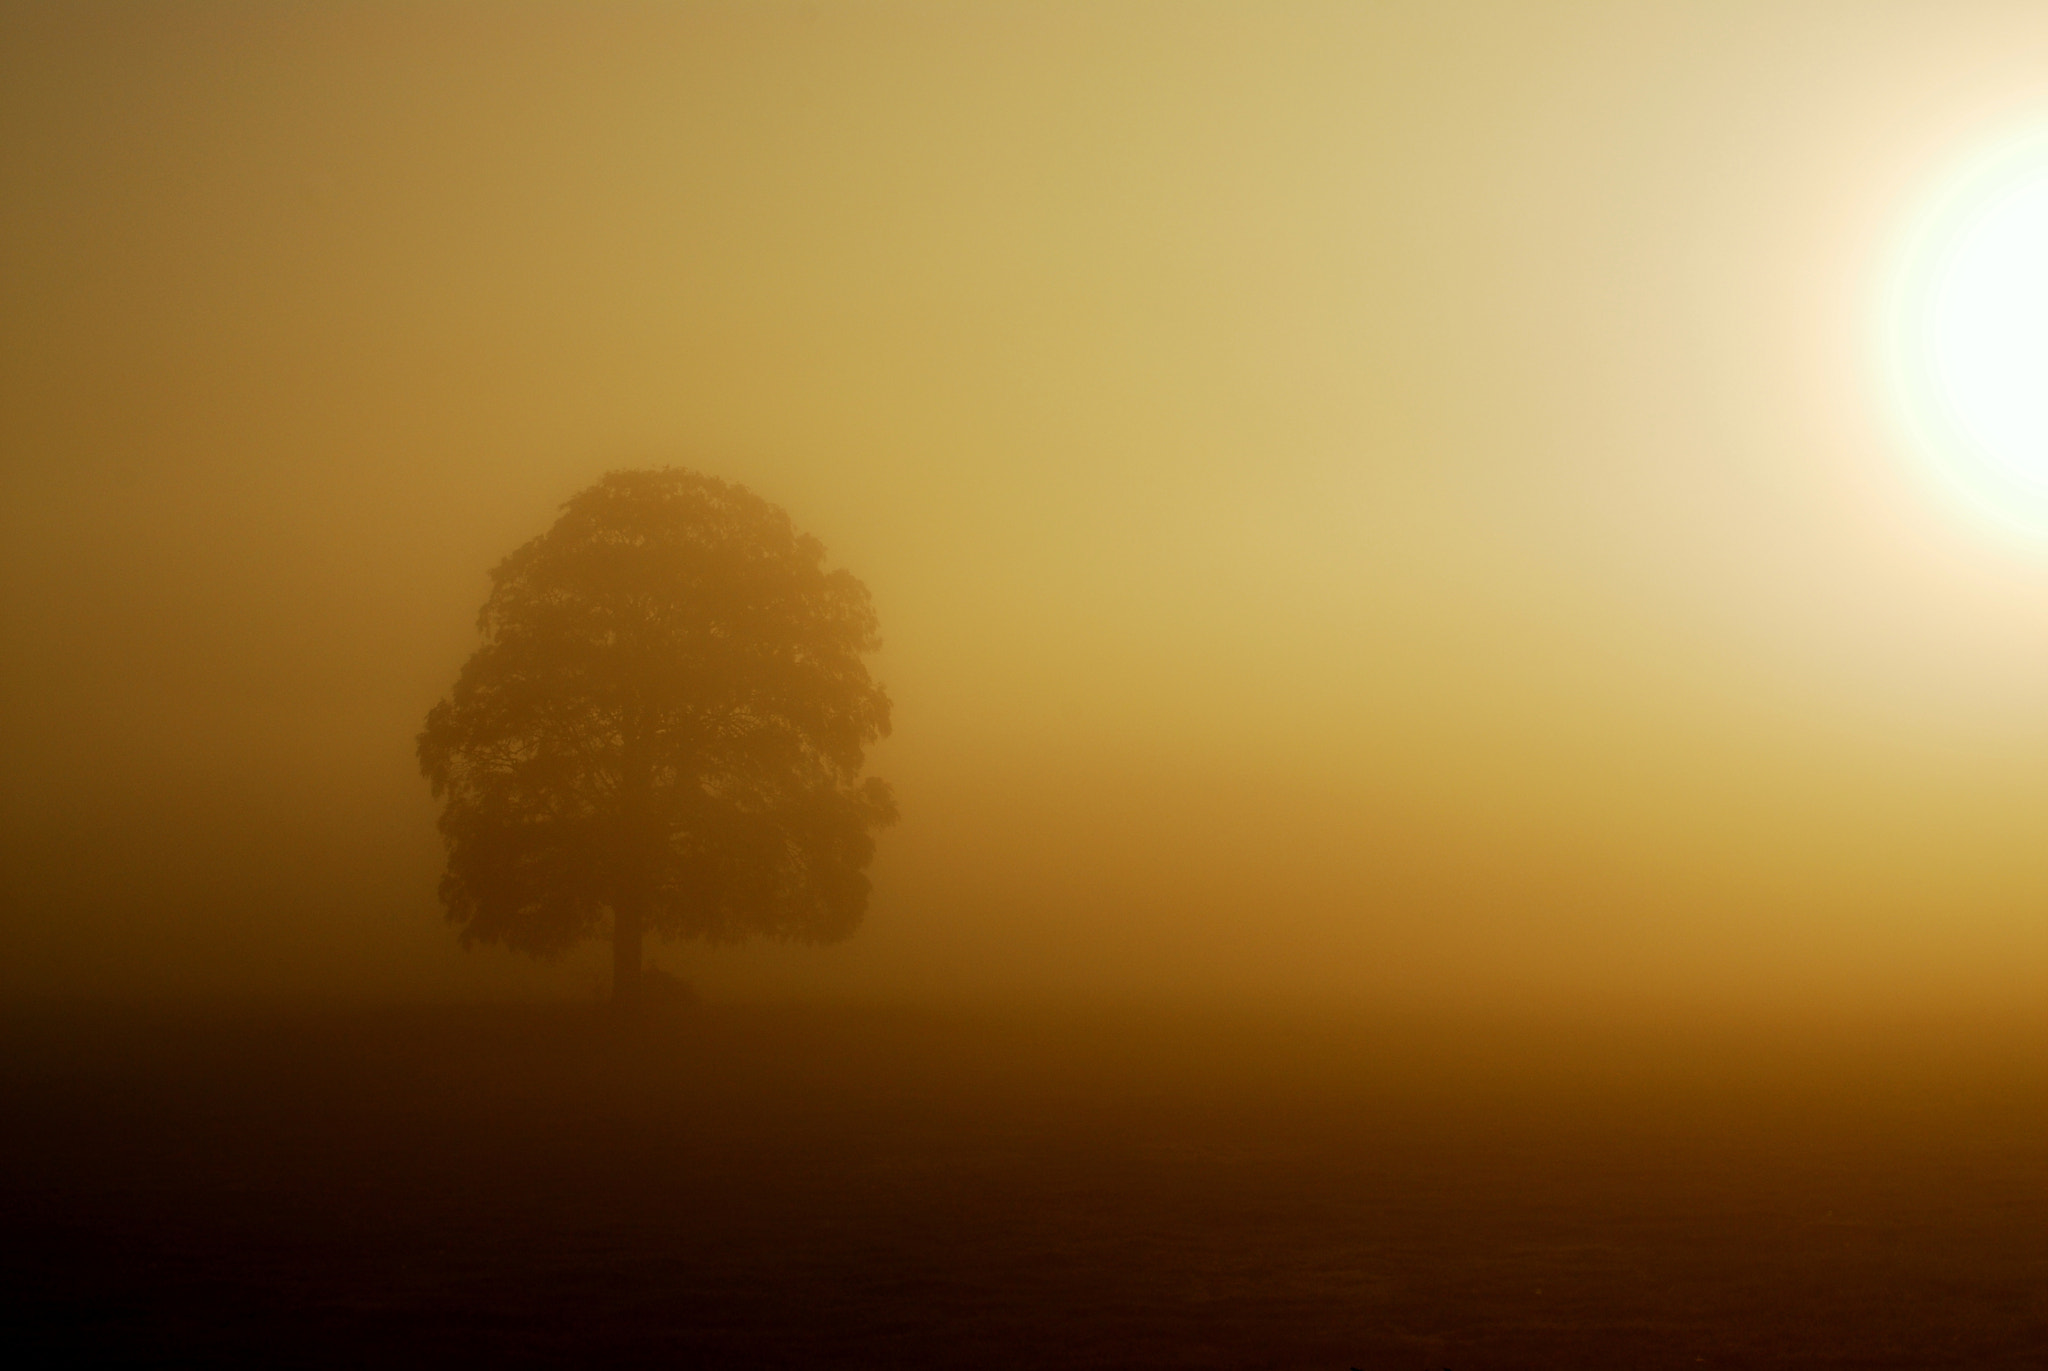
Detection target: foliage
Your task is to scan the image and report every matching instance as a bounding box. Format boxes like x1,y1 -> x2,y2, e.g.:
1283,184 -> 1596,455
418,469 -> 895,971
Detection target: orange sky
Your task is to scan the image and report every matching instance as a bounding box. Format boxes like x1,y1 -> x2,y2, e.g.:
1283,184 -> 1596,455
7,1 -> 2048,1012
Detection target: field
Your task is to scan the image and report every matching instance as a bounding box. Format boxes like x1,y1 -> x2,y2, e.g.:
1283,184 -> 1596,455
5,1001 -> 2047,1367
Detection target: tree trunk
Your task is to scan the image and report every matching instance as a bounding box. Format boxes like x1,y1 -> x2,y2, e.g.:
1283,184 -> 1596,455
613,724 -> 654,1015
612,895 -> 645,1012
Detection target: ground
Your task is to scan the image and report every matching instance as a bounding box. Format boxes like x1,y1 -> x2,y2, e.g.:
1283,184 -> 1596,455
5,1001 -> 2046,1367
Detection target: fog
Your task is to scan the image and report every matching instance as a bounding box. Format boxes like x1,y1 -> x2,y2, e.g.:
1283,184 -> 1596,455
9,0 -> 2048,1016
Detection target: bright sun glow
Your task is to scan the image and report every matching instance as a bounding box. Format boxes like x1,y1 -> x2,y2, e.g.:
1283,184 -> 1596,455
1891,129 -> 2048,537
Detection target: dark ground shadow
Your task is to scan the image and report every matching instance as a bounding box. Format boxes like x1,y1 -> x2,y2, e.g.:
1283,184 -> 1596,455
4,1002 -> 2046,1367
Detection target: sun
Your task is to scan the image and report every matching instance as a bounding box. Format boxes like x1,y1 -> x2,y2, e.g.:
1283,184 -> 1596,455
1888,127 -> 2048,539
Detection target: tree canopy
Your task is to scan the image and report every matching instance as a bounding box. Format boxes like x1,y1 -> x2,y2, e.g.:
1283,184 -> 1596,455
417,469 -> 895,1004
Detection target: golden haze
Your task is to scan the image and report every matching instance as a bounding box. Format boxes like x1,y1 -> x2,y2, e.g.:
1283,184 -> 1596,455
6,1 -> 2048,1014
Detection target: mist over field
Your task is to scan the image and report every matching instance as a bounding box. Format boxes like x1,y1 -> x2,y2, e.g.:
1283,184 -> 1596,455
8,5 -> 2048,1363
8,0 -> 2048,1018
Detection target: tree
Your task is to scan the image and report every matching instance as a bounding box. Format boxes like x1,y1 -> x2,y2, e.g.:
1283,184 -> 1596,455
417,468 -> 896,1008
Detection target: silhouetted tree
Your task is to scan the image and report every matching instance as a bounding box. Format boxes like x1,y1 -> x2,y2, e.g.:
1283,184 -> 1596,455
418,469 -> 895,1008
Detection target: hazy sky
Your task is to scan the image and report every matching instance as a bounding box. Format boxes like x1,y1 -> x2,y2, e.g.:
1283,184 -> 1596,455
8,0 -> 2048,1010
